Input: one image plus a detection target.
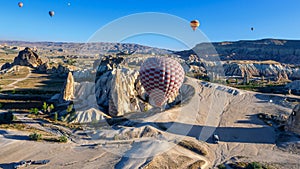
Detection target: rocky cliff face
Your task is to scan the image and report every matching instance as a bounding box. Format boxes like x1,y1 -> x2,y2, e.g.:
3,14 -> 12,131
223,62 -> 292,79
186,60 -> 300,81
176,39 -> 300,64
95,55 -> 149,117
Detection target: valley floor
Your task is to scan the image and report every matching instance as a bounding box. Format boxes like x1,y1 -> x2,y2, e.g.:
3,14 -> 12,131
1,78 -> 300,169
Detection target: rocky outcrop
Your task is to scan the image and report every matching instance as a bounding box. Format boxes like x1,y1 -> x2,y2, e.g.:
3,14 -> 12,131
185,58 -> 300,81
223,62 -> 290,80
42,64 -> 71,77
13,47 -> 46,67
60,72 -> 75,102
95,55 -> 148,117
286,104 -> 300,135
73,70 -> 96,81
1,47 -> 49,71
108,67 -> 148,116
52,55 -> 188,121
0,62 -> 12,70
36,63 -> 49,72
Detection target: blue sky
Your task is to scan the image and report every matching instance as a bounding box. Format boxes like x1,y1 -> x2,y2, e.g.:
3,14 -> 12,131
1,0 -> 300,50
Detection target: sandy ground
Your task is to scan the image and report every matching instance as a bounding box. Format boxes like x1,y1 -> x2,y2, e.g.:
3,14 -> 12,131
1,77 -> 300,168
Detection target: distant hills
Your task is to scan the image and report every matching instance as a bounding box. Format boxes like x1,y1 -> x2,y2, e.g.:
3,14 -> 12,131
1,39 -> 300,64
0,40 -> 172,55
175,39 -> 300,64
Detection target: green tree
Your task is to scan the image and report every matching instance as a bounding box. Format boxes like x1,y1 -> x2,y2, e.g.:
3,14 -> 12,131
59,136 -> 68,143
48,104 -> 55,113
66,104 -> 73,113
49,104 -> 55,110
30,108 -> 39,115
54,112 -> 58,121
42,102 -> 48,113
217,164 -> 226,169
246,162 -> 263,169
29,133 -> 42,141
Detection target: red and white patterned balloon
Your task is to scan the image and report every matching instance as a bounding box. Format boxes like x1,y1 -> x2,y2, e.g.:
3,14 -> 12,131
139,57 -> 185,107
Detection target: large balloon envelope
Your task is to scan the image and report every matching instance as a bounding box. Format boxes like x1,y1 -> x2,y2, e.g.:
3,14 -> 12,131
139,57 -> 185,107
49,11 -> 55,17
190,20 -> 200,31
18,2 -> 23,8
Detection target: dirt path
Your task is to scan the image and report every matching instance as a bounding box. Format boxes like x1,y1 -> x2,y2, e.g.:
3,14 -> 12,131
5,67 -> 31,89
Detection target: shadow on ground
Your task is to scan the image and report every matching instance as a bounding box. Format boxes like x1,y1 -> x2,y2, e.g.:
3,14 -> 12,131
0,130 -> 29,141
0,162 -> 19,169
105,118 -> 276,144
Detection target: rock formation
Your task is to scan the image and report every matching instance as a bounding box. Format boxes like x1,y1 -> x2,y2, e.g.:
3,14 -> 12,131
60,72 -> 75,102
108,67 -> 148,116
13,47 -> 46,67
95,55 -> 148,117
36,63 -> 49,72
223,62 -> 291,80
286,104 -> 300,135
0,62 -> 12,70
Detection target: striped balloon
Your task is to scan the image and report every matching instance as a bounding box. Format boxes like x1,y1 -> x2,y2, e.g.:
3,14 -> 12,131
139,57 -> 185,107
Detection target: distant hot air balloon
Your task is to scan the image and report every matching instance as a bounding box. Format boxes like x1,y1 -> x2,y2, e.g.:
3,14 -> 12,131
49,11 -> 55,17
139,57 -> 185,107
190,20 -> 200,31
18,2 -> 23,8
251,27 -> 254,31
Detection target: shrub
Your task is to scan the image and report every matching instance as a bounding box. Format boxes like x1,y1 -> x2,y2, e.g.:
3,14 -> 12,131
66,104 -> 73,113
30,108 -> 39,115
217,164 -> 226,169
59,136 -> 68,143
42,102 -> 48,113
49,104 -> 55,111
246,162 -> 263,169
29,133 -> 42,141
53,112 -> 58,121
144,104 -> 149,112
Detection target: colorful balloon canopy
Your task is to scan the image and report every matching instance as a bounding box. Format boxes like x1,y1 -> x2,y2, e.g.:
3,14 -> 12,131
18,2 -> 23,8
139,57 -> 185,107
190,20 -> 200,31
49,11 -> 55,17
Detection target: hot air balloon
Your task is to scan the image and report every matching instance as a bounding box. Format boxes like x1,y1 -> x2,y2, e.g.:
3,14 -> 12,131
139,57 -> 185,107
190,20 -> 200,31
49,11 -> 55,17
251,27 -> 254,31
18,2 -> 23,8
